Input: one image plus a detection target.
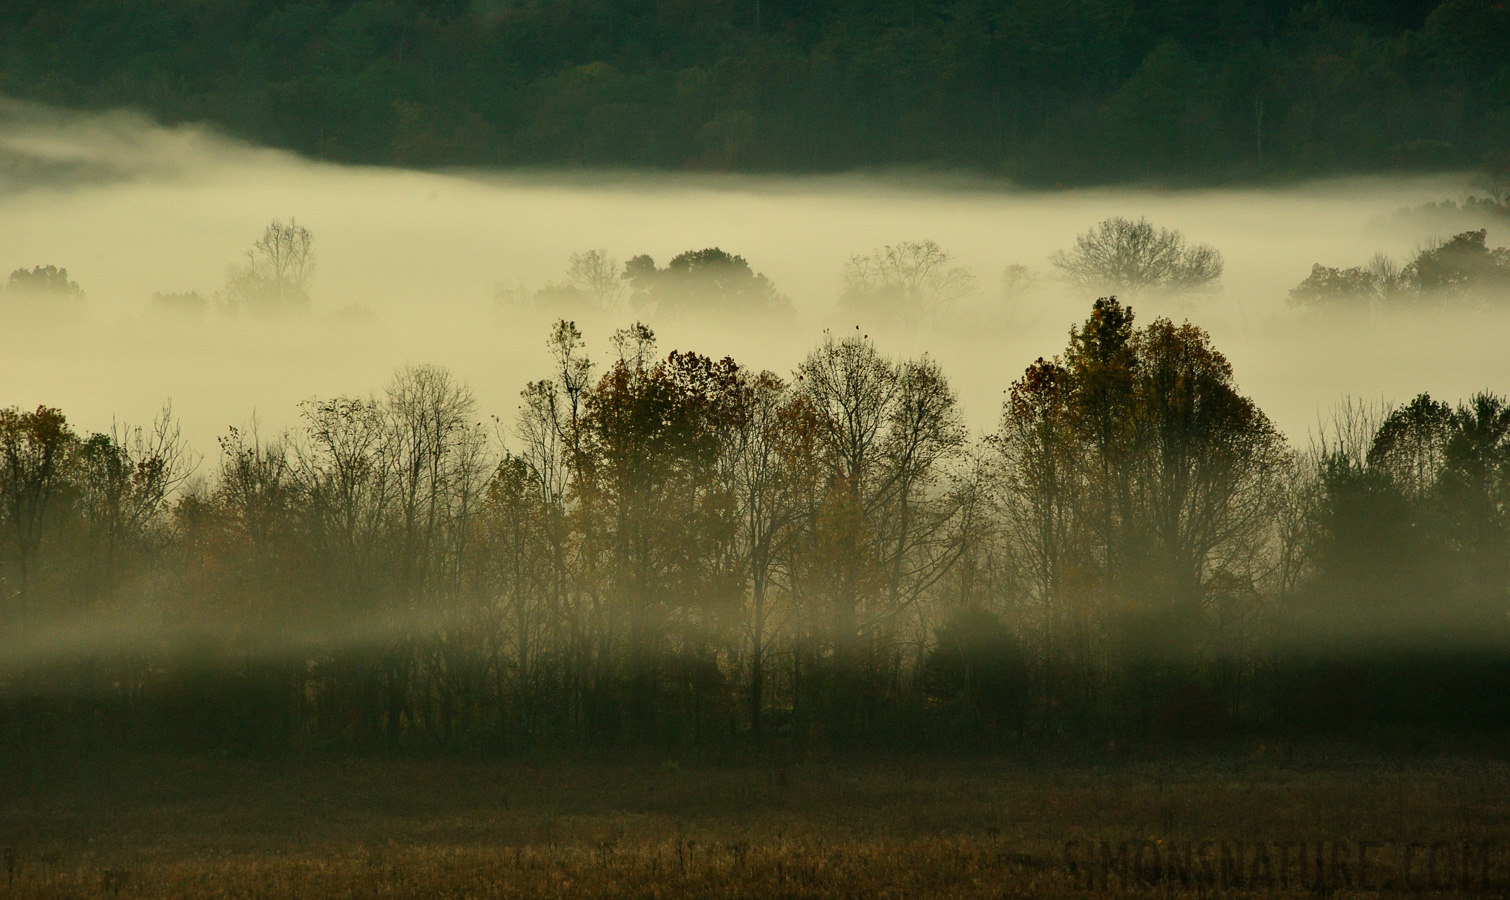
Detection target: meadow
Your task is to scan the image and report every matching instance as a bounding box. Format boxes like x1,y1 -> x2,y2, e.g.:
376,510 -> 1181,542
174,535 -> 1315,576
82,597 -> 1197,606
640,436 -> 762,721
3,749 -> 1508,897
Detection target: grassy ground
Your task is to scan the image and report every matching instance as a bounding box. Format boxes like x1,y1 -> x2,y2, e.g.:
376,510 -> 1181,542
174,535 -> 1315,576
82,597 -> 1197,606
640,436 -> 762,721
2,747 -> 1508,897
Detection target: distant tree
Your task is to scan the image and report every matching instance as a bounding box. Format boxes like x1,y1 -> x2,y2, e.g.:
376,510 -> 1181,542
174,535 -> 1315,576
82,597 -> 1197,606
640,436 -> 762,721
1000,264 -> 1037,305
840,240 -> 975,323
3,265 -> 85,309
624,248 -> 789,317
1292,231 -> 1510,308
1406,229 -> 1510,296
1390,193 -> 1510,232
223,219 -> 316,314
532,249 -> 629,312
1051,217 -> 1222,297
1289,253 -> 1411,308
567,249 -> 628,309
149,291 -> 208,318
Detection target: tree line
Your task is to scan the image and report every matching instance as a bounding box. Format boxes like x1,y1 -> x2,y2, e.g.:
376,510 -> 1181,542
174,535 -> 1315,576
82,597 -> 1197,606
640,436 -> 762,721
3,299 -> 1507,754
16,211 -> 1510,327
1291,227 -> 1510,308
2,0 -> 1507,183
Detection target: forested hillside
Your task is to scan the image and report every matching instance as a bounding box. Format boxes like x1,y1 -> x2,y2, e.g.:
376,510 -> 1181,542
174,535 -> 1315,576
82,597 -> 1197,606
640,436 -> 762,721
1,0 -> 1506,181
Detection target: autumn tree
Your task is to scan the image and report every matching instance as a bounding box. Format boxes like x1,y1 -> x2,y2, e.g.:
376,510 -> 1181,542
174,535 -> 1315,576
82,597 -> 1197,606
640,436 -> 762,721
0,407 -> 78,612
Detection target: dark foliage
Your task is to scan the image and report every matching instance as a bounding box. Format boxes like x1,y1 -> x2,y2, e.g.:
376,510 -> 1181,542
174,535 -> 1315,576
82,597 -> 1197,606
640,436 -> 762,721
1,0 -> 1506,182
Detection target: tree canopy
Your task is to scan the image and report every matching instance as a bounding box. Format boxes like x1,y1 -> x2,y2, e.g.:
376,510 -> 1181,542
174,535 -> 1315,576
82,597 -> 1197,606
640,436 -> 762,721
1,0 -> 1506,183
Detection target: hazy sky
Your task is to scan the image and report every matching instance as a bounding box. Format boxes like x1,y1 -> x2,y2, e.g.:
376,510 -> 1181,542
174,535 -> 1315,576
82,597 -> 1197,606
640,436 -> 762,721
0,99 -> 1504,460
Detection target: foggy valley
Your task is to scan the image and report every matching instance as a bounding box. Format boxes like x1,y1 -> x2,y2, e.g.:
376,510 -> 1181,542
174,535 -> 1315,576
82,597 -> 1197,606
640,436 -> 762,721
1,100 -> 1505,453
2,2 -> 1510,889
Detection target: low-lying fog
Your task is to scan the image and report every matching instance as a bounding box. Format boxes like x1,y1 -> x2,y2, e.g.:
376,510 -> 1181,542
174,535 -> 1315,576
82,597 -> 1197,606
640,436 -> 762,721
1,98 -> 1504,455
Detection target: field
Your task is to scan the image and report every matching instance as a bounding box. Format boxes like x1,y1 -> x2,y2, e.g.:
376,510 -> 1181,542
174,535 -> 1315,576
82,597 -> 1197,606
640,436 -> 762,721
2,747 -> 1508,898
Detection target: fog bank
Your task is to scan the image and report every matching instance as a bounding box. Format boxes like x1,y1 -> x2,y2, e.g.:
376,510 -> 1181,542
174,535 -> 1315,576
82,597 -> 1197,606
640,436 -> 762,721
0,99 -> 1503,454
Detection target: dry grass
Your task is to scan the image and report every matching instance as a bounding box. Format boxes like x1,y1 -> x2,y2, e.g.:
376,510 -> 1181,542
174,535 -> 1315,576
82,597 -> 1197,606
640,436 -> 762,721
2,748 -> 1508,897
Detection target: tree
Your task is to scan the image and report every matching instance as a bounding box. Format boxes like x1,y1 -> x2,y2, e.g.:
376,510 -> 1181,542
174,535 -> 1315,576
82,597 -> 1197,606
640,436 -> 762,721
75,405 -> 192,593
2,266 -> 85,311
1366,393 -> 1455,498
1406,229 -> 1510,297
1051,217 -> 1222,297
1436,392 -> 1510,609
1289,254 -> 1411,308
532,249 -> 629,312
149,291 -> 208,318
994,356 -> 1078,731
840,240 -> 975,323
224,219 -> 316,314
921,607 -> 1026,739
794,330 -> 967,734
475,452 -> 554,745
624,248 -> 789,317
1000,264 -> 1038,306
995,299 -> 1282,674
0,406 -> 77,612
575,324 -> 745,738
727,370 -> 805,745
1125,317 -> 1283,624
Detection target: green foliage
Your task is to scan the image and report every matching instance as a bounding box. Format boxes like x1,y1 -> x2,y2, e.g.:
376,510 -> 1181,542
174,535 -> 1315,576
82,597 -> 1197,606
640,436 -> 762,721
1,0 -> 1505,181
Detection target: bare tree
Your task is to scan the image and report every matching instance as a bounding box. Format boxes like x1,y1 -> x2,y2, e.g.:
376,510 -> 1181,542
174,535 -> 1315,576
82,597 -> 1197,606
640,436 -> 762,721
527,250 -> 630,312
841,240 -> 975,322
382,364 -> 489,742
1051,217 -> 1222,297
224,219 -> 316,314
566,249 -> 627,310
794,331 -> 968,727
77,404 -> 194,586
1000,264 -> 1038,304
728,371 -> 804,745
